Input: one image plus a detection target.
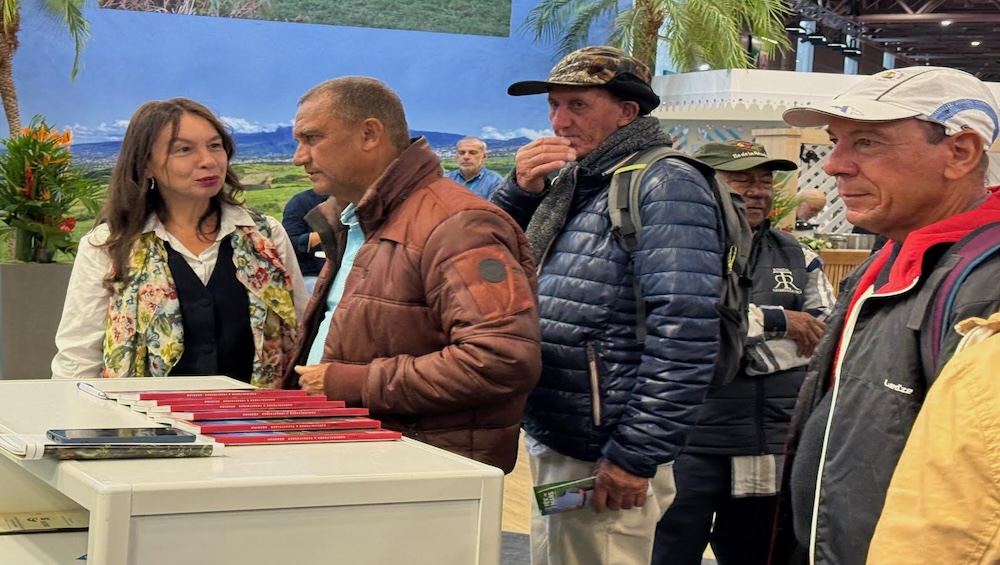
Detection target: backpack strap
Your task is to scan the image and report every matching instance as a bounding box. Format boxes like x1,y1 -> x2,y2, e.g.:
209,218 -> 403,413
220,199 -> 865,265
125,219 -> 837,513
607,151 -> 648,340
607,152 -> 646,256
913,221 -> 1000,379
606,146 -> 720,343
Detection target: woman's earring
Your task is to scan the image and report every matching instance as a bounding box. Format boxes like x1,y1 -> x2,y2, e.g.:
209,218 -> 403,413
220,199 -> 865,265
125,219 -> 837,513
148,178 -> 156,191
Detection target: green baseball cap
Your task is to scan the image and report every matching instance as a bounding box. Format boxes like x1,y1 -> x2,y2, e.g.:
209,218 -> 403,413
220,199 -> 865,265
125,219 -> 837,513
508,46 -> 660,115
693,141 -> 798,172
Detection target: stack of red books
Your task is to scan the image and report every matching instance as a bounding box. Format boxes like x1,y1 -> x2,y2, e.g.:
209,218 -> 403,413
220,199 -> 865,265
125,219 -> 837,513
116,389 -> 401,446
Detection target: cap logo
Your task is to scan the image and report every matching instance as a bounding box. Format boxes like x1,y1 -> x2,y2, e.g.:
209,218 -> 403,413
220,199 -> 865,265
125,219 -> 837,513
832,105 -> 863,117
876,71 -> 900,80
733,141 -> 754,150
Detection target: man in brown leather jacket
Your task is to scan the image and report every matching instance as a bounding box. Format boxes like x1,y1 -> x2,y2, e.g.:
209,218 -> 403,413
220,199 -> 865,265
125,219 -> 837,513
281,76 -> 541,474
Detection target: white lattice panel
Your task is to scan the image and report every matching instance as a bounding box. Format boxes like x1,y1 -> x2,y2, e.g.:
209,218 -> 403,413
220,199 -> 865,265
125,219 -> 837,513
798,144 -> 853,234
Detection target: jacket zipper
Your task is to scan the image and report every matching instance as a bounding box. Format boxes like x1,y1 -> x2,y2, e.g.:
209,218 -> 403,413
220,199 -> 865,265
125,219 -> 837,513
808,277 -> 919,564
586,344 -> 602,427
754,377 -> 766,453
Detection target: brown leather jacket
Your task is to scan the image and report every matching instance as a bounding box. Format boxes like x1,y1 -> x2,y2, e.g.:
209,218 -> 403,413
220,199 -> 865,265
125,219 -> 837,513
282,138 -> 541,473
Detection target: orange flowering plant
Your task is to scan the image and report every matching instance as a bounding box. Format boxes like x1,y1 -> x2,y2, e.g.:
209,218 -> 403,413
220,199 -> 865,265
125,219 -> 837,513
768,170 -> 802,230
0,116 -> 103,262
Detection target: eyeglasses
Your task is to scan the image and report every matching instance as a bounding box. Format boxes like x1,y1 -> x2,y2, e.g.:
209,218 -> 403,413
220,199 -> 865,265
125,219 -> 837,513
722,174 -> 774,192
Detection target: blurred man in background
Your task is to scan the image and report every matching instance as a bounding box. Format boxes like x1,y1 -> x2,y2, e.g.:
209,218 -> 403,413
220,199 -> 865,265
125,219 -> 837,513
794,188 -> 826,231
446,136 -> 505,200
282,188 -> 329,294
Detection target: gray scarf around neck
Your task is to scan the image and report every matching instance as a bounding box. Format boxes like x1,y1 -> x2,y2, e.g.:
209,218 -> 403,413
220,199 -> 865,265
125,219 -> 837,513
524,116 -> 673,263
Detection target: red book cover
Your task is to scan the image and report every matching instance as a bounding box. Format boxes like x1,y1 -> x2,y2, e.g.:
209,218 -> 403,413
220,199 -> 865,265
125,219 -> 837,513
168,416 -> 382,434
206,429 -> 403,445
160,407 -> 370,421
144,397 -> 337,413
121,389 -> 309,404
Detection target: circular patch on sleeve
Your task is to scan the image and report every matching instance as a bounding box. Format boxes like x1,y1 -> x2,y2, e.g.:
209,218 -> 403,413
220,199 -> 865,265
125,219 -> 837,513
477,258 -> 507,283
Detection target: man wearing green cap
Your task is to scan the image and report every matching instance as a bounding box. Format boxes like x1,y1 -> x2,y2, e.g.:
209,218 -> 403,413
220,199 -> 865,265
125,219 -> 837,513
493,46 -> 726,564
652,140 -> 835,565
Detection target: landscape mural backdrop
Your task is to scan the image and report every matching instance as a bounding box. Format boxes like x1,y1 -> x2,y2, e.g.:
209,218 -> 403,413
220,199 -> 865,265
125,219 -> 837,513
14,0 -> 572,158
12,0 -> 577,225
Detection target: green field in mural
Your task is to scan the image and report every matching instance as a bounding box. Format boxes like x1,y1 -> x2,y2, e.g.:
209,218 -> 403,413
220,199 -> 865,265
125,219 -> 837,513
0,156 -> 515,262
98,0 -> 513,37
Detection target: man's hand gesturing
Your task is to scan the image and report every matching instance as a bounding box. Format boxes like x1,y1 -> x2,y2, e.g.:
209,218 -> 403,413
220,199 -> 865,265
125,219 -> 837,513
514,137 -> 576,193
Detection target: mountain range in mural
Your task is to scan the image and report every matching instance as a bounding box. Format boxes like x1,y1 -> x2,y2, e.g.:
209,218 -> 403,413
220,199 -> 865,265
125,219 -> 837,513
70,128 -> 532,168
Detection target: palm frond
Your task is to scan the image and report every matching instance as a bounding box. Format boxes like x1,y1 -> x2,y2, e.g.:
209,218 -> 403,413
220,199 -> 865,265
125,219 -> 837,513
41,0 -> 91,80
558,0 -> 621,57
607,8 -> 638,54
521,0 -> 578,44
522,0 -> 625,55
2,0 -> 19,34
522,0 -> 792,73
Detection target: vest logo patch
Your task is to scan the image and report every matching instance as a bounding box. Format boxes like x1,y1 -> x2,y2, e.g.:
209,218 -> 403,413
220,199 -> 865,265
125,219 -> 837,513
883,379 -> 914,395
771,268 -> 802,294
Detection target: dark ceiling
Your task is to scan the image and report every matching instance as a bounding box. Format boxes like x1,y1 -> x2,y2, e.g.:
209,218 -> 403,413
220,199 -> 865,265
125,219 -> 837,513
791,0 -> 1000,81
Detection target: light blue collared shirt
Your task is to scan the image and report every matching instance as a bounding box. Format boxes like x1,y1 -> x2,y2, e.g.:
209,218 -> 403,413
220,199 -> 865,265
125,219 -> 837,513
307,203 -> 364,365
446,167 -> 505,201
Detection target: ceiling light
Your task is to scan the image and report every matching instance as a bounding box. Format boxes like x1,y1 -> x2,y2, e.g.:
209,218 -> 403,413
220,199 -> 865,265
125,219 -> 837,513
759,36 -> 779,45
842,46 -> 862,58
784,25 -> 807,35
828,41 -> 847,50
972,41 -> 982,47
806,33 -> 828,45
941,20 -> 953,26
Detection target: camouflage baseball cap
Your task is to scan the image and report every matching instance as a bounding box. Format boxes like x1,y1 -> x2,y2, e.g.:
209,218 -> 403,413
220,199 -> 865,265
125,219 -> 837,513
508,46 -> 660,115
694,141 -> 798,172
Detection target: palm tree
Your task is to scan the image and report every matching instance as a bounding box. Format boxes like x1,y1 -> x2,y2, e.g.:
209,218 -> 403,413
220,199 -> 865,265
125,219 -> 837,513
0,0 -> 90,138
523,0 -> 792,74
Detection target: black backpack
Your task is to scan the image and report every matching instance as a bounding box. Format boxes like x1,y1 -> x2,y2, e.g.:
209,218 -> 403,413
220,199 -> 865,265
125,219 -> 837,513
607,146 -> 754,388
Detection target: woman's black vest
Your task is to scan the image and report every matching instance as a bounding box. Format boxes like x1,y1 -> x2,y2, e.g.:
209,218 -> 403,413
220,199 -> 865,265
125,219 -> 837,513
166,238 -> 254,383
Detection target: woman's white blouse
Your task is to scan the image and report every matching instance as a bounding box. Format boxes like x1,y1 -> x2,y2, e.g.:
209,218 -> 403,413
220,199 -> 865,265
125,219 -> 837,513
51,205 -> 308,379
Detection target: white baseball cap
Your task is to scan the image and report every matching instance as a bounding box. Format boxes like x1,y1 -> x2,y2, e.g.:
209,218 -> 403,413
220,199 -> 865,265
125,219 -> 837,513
783,66 -> 1000,148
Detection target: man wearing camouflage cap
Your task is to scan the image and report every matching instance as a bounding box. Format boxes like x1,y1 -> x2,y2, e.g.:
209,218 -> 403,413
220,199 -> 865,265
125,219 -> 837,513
772,66 -> 1000,564
652,141 -> 835,565
493,46 -> 726,564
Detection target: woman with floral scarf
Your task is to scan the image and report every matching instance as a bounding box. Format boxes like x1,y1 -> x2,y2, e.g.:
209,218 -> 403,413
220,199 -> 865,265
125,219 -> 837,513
52,98 -> 306,388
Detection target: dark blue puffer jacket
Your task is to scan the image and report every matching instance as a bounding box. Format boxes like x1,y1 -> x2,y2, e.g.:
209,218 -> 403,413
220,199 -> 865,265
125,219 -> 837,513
494,157 -> 723,478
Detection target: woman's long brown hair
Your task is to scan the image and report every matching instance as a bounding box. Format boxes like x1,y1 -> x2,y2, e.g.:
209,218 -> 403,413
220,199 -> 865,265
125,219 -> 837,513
98,98 -> 244,289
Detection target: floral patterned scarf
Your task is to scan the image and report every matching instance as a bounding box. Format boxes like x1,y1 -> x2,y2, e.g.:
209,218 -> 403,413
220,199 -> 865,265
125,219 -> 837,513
102,210 -> 298,388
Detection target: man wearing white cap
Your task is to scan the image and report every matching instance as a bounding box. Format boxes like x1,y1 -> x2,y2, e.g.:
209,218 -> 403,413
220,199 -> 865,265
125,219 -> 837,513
774,67 -> 1000,564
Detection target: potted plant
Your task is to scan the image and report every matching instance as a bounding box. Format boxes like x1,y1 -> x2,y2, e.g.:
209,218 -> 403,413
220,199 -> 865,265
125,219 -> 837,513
0,116 -> 103,379
0,115 -> 103,262
768,170 -> 802,230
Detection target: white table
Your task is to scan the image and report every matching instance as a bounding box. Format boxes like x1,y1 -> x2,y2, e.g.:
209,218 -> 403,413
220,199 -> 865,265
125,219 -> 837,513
0,377 -> 504,564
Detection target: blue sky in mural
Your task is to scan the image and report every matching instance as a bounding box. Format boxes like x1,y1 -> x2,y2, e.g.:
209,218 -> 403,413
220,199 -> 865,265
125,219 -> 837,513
15,0 -> 565,144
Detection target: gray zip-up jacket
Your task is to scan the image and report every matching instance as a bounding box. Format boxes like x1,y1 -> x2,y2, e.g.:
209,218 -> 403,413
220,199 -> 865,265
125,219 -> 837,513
783,191 -> 1000,564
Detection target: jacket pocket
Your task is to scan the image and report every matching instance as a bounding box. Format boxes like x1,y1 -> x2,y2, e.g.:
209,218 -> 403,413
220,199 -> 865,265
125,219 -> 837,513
586,344 -> 603,427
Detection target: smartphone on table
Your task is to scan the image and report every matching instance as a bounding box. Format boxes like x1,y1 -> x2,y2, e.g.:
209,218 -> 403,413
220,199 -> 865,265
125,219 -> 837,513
46,427 -> 197,444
